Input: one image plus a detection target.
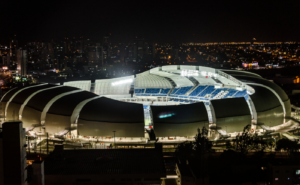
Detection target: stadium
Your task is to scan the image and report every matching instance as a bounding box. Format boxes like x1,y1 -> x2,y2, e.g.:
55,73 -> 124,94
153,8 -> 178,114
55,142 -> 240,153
0,65 -> 291,143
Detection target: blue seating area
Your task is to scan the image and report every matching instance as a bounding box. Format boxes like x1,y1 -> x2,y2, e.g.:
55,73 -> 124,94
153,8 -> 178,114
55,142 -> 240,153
136,86 -> 248,104
189,85 -> 207,96
160,88 -> 171,94
146,88 -> 160,94
143,105 -> 149,109
223,89 -> 238,99
175,86 -> 193,95
234,89 -> 247,97
135,89 -> 145,94
198,86 -> 215,97
171,88 -> 180,95
210,88 -> 227,98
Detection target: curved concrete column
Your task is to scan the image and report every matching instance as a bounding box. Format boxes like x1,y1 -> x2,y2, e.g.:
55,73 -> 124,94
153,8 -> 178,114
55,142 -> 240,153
70,96 -> 101,124
41,90 -> 82,124
209,103 -> 217,124
0,87 -> 17,102
246,96 -> 257,121
246,83 -> 286,116
19,86 -> 62,119
5,84 -> 47,117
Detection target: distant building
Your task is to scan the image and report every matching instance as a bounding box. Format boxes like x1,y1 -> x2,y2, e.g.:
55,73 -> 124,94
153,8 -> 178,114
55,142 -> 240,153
0,122 -> 27,185
9,35 -> 18,70
16,49 -> 27,76
87,44 -> 103,67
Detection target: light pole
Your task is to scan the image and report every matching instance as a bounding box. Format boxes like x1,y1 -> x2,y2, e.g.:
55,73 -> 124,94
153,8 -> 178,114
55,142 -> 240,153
113,131 -> 116,148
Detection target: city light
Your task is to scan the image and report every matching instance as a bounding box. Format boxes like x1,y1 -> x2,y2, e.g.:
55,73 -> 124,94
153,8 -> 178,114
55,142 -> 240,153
111,79 -> 133,86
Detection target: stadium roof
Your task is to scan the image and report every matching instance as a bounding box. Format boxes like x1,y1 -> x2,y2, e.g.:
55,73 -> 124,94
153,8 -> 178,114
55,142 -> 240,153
26,86 -> 79,111
47,91 -> 98,116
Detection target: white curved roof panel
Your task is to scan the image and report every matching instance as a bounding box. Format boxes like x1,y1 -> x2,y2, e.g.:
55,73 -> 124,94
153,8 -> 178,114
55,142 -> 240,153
150,71 -> 193,87
95,76 -> 134,95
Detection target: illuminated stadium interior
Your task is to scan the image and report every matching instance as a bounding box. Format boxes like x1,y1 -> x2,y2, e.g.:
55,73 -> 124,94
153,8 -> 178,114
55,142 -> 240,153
99,65 -> 256,126
1,65 -> 292,143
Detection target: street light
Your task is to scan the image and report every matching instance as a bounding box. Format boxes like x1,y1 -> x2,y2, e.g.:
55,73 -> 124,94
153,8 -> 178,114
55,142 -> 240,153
113,131 -> 116,148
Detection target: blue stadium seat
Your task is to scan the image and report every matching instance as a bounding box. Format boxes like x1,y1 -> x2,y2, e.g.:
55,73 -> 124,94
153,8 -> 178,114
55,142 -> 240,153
171,88 -> 180,95
135,89 -> 145,94
145,88 -> 161,94
198,86 -> 215,97
189,85 -> 207,96
160,88 -> 171,94
234,89 -> 247,98
175,86 -> 193,95
210,88 -> 227,99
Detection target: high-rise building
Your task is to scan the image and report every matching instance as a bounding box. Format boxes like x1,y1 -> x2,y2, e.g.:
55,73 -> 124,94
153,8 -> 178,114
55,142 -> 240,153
133,38 -> 145,59
9,34 -> 18,70
87,44 -> 103,67
0,122 -> 27,185
16,49 -> 27,76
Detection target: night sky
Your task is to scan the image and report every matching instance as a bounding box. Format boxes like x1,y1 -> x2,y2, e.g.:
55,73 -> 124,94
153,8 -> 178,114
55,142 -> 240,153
1,0 -> 300,45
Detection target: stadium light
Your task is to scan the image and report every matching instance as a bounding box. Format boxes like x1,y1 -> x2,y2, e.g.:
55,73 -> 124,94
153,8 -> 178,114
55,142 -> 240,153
111,79 -> 133,86
200,71 -> 217,78
181,70 -> 198,77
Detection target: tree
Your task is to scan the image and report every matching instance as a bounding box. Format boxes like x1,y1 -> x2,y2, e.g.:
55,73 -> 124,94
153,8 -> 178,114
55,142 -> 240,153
226,124 -> 271,154
176,127 -> 212,159
194,127 -> 213,155
276,138 -> 300,155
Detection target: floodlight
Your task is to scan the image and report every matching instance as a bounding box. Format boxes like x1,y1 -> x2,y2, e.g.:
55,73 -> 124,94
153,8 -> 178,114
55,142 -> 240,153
111,79 -> 133,86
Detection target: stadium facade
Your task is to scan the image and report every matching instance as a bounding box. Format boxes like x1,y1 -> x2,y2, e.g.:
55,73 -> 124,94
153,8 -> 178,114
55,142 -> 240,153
0,65 -> 290,140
